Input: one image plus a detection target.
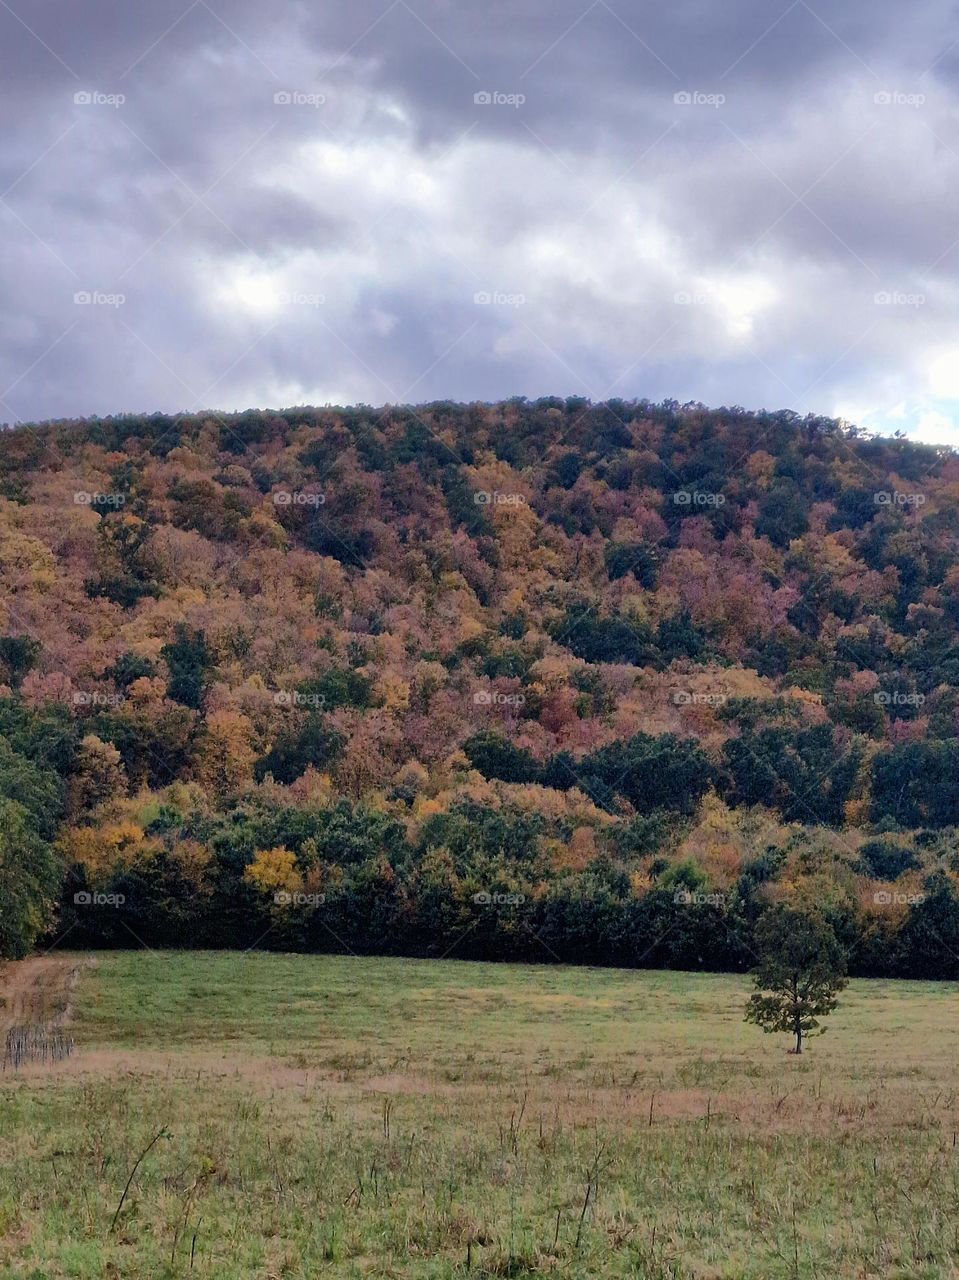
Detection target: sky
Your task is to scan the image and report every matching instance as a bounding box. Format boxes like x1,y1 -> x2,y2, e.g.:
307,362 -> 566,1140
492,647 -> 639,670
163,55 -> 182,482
1,0 -> 957,441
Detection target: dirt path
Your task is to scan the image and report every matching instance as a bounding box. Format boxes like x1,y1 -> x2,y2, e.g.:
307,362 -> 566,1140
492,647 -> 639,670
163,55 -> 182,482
0,953 -> 91,1035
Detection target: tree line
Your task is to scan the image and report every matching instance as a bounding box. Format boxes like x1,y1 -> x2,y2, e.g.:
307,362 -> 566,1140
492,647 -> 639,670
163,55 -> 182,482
2,398 -> 959,968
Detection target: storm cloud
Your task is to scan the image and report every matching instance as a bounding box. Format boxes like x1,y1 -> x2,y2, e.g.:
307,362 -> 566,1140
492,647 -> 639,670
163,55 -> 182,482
2,0 -> 958,438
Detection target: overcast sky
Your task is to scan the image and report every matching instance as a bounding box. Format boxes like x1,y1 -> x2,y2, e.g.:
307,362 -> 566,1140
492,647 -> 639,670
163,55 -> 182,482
1,0 -> 957,440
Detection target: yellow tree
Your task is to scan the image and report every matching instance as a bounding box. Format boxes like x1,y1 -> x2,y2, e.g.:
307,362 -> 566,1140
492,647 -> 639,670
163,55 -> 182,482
193,710 -> 256,800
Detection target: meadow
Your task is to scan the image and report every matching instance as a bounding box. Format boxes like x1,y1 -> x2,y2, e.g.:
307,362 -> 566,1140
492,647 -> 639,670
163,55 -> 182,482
1,951 -> 958,1278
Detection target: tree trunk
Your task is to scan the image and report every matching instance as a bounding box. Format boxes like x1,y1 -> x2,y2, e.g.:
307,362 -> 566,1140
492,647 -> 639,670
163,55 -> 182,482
792,975 -> 802,1054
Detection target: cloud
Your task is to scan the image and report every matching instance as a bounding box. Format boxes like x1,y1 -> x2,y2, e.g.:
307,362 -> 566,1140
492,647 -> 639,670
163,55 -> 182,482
0,0 -> 957,441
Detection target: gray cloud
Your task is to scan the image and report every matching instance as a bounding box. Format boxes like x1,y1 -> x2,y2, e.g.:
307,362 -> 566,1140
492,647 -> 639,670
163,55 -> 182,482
2,0 -> 959,439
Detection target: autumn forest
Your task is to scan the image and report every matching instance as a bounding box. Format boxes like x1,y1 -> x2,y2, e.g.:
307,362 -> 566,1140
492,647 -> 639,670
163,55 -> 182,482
2,398 -> 958,976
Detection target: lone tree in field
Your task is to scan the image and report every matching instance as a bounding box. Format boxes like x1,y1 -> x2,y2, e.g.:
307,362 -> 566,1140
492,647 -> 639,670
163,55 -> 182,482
745,906 -> 848,1054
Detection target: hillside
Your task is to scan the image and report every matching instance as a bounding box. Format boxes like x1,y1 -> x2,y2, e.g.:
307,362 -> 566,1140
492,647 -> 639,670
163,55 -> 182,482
2,398 -> 959,973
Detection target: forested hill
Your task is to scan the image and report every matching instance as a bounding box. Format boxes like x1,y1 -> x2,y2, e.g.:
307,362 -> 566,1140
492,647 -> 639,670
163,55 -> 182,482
3,398 -> 959,974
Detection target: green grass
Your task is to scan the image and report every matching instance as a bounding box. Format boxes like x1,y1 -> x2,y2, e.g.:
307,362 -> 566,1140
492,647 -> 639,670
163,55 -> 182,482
2,951 -> 959,1278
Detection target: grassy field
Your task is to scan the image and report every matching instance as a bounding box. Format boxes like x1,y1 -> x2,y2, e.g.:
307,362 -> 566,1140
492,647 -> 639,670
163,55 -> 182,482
1,952 -> 958,1278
